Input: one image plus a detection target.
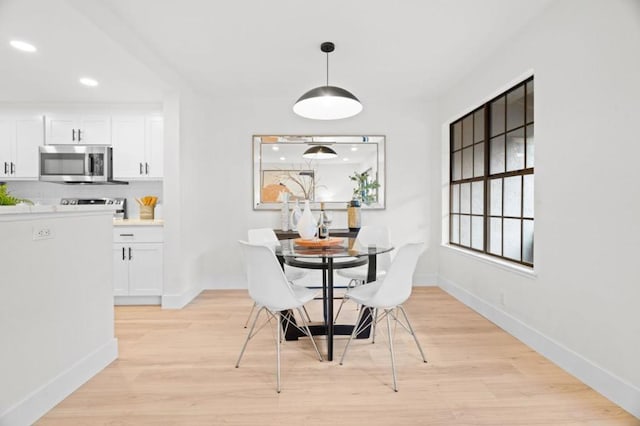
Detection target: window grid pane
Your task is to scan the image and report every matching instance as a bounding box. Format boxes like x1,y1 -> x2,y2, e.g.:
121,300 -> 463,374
462,115 -> 473,147
462,146 -> 473,179
490,135 -> 505,174
453,122 -> 462,150
451,214 -> 460,244
506,128 -> 525,172
460,215 -> 471,247
473,143 -> 484,177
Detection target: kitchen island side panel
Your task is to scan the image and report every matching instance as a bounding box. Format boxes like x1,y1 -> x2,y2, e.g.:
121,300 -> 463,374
0,209 -> 117,426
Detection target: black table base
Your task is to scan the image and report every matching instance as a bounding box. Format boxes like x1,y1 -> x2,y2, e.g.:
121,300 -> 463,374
279,254 -> 378,361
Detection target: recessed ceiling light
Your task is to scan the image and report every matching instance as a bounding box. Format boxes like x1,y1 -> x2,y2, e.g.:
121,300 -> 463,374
343,158 -> 349,161
79,77 -> 99,87
10,40 -> 37,52
351,146 -> 358,151
279,156 -> 286,161
271,146 -> 280,151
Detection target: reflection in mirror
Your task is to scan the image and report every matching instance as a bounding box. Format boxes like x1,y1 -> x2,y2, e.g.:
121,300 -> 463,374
253,135 -> 385,210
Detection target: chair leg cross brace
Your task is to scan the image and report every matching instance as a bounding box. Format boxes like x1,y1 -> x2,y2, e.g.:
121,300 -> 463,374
340,305 -> 427,391
236,306 -> 323,393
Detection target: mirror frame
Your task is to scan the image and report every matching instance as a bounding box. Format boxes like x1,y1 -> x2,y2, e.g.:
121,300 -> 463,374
253,135 -> 386,210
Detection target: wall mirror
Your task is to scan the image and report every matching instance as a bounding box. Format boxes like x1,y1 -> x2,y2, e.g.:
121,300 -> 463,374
253,135 -> 385,210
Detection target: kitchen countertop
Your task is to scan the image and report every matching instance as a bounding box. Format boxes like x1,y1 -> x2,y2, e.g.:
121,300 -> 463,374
113,218 -> 164,226
0,204 -> 114,215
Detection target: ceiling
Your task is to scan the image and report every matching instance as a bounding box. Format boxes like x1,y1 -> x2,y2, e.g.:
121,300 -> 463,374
0,0 -> 553,103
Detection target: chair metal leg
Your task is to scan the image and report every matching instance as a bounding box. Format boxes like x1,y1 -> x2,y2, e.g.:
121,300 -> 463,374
296,307 -> 323,362
398,305 -> 427,363
334,296 -> 348,323
236,306 -> 264,368
276,312 -> 281,393
385,309 -> 398,392
243,301 -> 257,328
372,308 -> 378,343
302,305 -> 312,323
334,279 -> 362,322
339,306 -> 365,365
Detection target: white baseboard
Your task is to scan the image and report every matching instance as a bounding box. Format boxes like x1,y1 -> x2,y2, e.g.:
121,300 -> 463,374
115,295 -> 162,306
438,276 -> 640,419
0,338 -> 118,426
161,285 -> 202,309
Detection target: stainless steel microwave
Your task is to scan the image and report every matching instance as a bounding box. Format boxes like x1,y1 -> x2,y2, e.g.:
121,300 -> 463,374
39,145 -> 127,184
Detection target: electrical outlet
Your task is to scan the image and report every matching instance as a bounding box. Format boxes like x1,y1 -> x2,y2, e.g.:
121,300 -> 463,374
33,226 -> 53,241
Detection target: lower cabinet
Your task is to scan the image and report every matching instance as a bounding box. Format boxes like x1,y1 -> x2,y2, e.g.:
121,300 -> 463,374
113,226 -> 163,300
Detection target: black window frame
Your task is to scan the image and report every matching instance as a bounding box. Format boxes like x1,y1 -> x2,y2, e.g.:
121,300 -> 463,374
449,76 -> 534,267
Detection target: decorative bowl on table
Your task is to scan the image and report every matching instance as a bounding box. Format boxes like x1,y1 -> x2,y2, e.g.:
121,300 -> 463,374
294,237 -> 343,247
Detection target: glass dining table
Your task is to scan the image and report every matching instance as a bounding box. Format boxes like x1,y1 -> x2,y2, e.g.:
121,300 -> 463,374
275,238 -> 394,361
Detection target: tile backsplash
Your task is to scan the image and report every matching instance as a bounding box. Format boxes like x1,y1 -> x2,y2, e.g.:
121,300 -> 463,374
4,180 -> 163,219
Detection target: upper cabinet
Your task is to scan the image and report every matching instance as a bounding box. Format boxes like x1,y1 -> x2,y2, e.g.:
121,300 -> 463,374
0,116 -> 43,180
112,115 -> 163,180
45,115 -> 111,145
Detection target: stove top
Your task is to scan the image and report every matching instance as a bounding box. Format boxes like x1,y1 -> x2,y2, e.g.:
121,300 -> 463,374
60,197 -> 127,218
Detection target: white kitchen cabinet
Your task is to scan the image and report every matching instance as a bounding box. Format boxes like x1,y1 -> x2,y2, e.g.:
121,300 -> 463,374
112,115 -> 163,179
145,116 -> 164,178
45,115 -> 111,145
0,116 -> 43,179
113,226 -> 163,298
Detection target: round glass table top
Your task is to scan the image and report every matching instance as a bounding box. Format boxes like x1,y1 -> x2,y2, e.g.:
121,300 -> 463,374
276,238 -> 394,258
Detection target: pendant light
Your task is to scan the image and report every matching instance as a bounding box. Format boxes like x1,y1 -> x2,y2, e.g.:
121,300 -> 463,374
302,145 -> 338,160
293,42 -> 362,120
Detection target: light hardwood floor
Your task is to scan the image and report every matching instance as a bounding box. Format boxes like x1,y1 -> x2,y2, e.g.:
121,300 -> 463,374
38,288 -> 638,425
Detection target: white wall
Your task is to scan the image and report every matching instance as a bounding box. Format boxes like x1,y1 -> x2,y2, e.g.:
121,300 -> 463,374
170,94 -> 438,294
435,0 -> 640,416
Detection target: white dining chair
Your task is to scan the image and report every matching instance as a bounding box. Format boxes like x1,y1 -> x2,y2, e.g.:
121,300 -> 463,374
243,228 -> 311,327
334,225 -> 392,321
339,242 -> 427,392
236,241 -> 323,393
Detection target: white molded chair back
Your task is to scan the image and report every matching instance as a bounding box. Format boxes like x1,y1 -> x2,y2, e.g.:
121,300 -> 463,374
248,228 -> 280,249
239,240 -> 301,312
354,226 -> 392,271
366,242 -> 424,308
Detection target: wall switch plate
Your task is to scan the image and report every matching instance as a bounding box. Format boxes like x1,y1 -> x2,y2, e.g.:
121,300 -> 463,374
33,226 -> 53,240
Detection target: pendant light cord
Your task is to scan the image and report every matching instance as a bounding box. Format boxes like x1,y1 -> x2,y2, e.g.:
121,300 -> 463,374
326,51 -> 329,86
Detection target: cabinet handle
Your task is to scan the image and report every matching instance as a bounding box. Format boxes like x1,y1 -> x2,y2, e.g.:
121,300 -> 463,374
78,129 -> 82,141
122,247 -> 126,261
10,162 -> 15,174
72,129 -> 75,141
3,162 -> 7,174
128,247 -> 132,260
119,233 -> 134,237
145,162 -> 149,175
139,163 -> 143,175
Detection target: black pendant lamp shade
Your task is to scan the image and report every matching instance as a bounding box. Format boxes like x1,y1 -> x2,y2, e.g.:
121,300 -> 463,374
302,145 -> 338,160
293,42 -> 363,120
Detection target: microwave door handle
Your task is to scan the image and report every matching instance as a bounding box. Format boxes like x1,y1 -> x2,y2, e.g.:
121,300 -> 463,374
89,155 -> 94,175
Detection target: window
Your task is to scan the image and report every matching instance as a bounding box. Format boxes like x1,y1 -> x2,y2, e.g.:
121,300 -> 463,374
449,77 -> 534,266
